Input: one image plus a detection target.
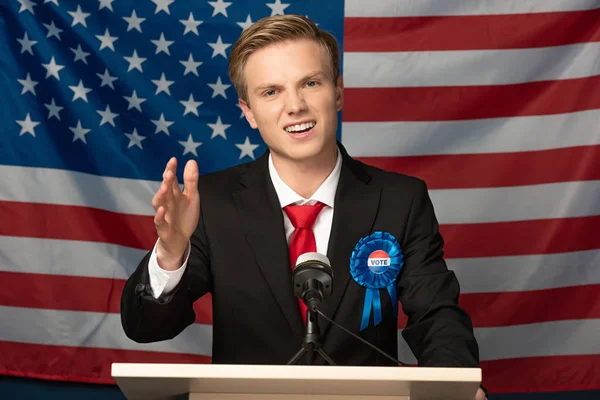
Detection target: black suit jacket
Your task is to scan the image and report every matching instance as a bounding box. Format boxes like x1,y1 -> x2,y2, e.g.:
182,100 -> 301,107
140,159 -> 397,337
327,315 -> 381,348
120,141 -> 480,368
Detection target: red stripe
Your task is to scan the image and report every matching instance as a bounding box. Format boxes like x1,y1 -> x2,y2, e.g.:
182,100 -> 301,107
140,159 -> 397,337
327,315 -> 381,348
441,215 -> 600,258
1,341 -> 599,393
345,10 -> 600,52
357,145 -> 600,189
0,340 -> 210,385
481,355 -> 600,394
343,75 -> 600,122
0,201 -> 156,250
0,271 -> 213,325
397,284 -> 600,328
3,269 -> 599,330
460,284 -> 600,328
2,201 -> 600,261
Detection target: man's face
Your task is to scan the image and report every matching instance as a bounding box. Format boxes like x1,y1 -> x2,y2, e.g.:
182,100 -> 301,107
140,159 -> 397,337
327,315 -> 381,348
239,38 -> 343,165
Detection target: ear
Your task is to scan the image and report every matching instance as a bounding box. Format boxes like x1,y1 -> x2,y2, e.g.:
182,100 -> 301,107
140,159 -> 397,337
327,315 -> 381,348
239,98 -> 258,129
335,75 -> 344,112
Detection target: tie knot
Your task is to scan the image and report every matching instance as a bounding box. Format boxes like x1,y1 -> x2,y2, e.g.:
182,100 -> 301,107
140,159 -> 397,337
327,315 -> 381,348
283,202 -> 326,229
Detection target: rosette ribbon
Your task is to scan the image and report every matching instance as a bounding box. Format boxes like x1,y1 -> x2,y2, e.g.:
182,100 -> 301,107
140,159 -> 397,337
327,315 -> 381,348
349,232 -> 404,331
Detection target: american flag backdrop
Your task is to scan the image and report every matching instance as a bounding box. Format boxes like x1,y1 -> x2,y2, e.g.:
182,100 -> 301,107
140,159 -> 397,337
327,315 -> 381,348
1,0 -> 599,394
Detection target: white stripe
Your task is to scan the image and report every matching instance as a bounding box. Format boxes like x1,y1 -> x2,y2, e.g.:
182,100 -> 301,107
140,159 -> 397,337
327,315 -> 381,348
344,43 -> 600,87
448,250 -> 600,293
430,180 -> 600,224
0,306 -> 212,356
0,236 -> 147,279
397,319 -> 600,363
4,237 -> 600,294
345,0 -> 599,17
0,165 -> 157,215
341,109 -> 600,156
1,306 -> 594,362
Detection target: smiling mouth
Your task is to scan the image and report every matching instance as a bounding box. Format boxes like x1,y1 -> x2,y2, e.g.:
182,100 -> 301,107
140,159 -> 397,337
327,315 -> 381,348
284,121 -> 316,134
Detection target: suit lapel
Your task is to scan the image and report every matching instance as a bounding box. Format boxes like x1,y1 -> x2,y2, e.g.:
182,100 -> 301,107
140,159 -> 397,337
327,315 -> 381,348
232,153 -> 305,339
320,145 -> 381,334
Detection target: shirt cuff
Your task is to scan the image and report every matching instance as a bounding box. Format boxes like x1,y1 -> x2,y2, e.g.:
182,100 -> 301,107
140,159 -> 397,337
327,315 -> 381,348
147,239 -> 191,299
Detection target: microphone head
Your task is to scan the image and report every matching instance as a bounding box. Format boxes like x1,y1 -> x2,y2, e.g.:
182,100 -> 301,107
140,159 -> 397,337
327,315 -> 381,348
292,252 -> 333,300
295,252 -> 331,268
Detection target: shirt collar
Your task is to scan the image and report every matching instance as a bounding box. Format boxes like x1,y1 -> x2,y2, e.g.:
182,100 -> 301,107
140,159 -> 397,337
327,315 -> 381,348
268,147 -> 342,209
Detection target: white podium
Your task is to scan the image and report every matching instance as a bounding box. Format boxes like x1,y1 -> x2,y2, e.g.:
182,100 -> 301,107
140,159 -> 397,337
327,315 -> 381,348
111,363 -> 481,400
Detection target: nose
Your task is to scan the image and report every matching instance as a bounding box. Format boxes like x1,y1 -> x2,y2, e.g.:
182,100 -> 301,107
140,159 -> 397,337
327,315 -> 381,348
285,89 -> 306,114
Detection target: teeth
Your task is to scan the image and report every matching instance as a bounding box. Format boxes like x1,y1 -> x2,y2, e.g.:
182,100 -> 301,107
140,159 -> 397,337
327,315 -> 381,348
285,121 -> 315,133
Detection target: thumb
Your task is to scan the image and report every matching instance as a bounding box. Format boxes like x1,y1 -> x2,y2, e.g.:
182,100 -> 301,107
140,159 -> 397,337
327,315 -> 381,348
182,159 -> 199,197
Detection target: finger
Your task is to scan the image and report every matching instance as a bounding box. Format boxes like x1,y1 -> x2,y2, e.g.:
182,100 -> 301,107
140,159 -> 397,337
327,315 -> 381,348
162,157 -> 177,181
154,206 -> 168,233
182,159 -> 199,198
152,179 -> 173,211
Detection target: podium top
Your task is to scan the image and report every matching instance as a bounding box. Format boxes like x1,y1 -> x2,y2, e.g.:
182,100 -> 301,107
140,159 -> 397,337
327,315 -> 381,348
112,363 -> 481,382
112,363 -> 482,400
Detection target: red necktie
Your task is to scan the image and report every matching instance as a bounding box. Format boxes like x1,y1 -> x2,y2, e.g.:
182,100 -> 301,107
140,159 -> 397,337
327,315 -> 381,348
283,202 -> 326,324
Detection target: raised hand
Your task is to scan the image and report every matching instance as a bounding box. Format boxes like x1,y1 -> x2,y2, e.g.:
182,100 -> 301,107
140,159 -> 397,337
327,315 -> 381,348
152,157 -> 200,271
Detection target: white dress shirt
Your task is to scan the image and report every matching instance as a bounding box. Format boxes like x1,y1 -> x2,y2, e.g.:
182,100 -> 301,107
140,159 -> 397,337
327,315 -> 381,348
147,148 -> 342,299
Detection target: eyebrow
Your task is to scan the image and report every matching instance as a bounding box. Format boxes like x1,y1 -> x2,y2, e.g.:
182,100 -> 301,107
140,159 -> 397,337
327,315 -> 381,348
253,71 -> 326,94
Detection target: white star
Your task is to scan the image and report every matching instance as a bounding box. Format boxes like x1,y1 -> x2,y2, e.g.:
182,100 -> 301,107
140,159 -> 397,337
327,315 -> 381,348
70,120 -> 91,143
236,136 -> 260,160
180,53 -> 202,76
71,44 -> 90,64
97,105 -> 119,127
266,0 -> 290,16
17,32 -> 37,55
68,5 -> 91,27
180,12 -> 203,35
151,33 -> 174,55
96,28 -> 118,51
151,0 -> 175,14
44,98 -> 63,120
208,0 -> 232,17
17,0 -> 35,14
124,90 -> 147,112
124,50 -> 146,72
179,134 -> 203,156
125,128 -> 146,149
44,0 -> 59,5
180,93 -> 203,116
207,76 -> 231,99
208,35 -> 231,59
18,73 -> 38,95
44,21 -> 63,40
16,113 -> 39,136
99,0 -> 115,11
69,79 -> 92,103
96,68 -> 118,89
152,113 -> 174,135
237,14 -> 254,30
207,116 -> 230,139
123,10 -> 145,32
41,56 -> 64,80
152,73 -> 175,95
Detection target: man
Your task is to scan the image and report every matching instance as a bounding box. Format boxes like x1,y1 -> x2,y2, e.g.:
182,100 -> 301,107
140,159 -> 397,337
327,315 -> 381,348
120,14 -> 487,399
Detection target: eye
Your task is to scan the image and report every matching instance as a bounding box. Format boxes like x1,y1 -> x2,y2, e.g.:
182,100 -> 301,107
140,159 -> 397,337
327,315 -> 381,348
265,89 -> 276,96
306,80 -> 317,87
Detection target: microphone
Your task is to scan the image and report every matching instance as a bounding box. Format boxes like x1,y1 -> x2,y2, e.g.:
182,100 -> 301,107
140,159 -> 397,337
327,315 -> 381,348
292,252 -> 333,312
291,252 -> 410,367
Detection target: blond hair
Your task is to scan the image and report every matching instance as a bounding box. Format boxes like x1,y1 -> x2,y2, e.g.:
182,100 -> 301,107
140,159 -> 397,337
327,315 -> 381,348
228,14 -> 341,104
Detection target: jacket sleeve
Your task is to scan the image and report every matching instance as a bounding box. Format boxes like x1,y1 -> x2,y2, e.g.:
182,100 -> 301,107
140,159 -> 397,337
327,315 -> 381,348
397,178 -> 480,368
120,201 -> 212,343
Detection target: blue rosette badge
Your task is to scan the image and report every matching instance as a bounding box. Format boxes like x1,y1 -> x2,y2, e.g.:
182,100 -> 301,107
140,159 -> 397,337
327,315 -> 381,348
350,232 -> 404,331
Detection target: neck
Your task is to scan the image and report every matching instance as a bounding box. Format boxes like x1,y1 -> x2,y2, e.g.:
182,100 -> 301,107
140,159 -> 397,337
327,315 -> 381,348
272,145 -> 338,199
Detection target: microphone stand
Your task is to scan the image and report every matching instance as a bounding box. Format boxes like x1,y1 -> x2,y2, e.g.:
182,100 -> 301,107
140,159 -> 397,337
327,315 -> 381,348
287,308 -> 336,365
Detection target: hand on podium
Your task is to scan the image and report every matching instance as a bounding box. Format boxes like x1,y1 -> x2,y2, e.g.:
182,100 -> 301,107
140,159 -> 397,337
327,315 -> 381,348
475,387 -> 487,399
